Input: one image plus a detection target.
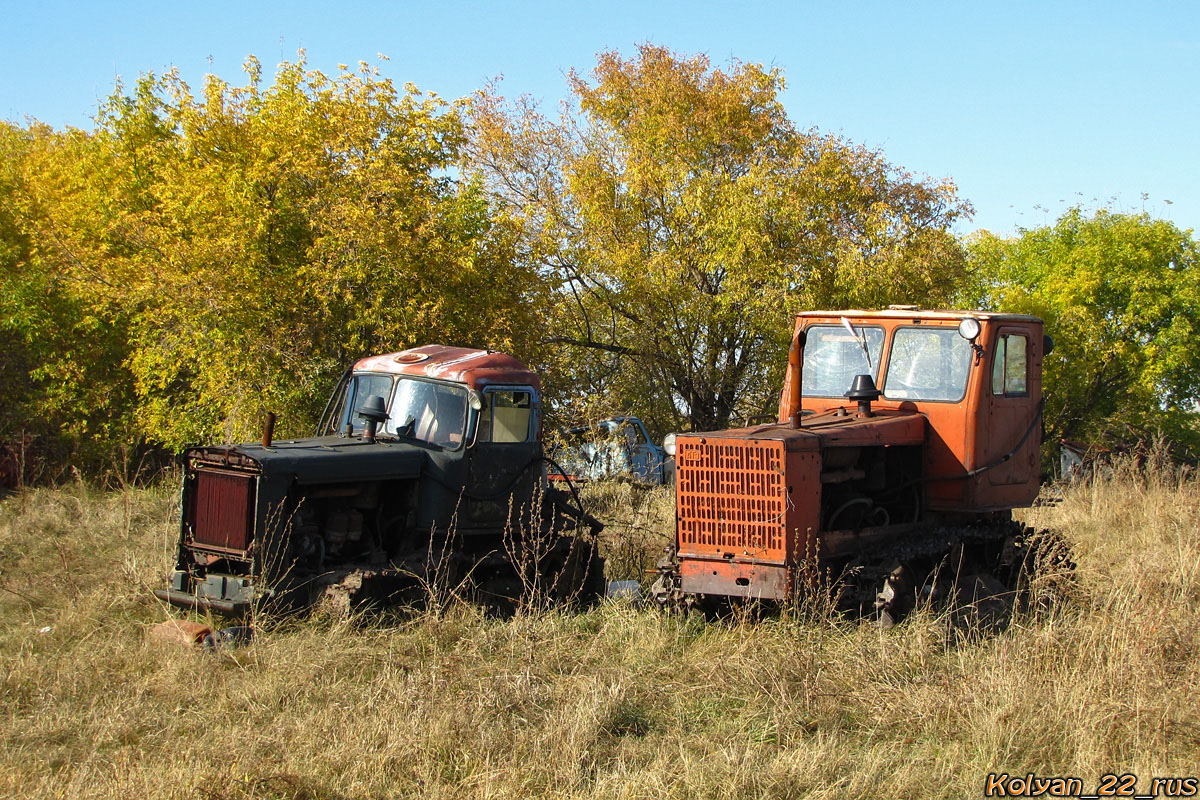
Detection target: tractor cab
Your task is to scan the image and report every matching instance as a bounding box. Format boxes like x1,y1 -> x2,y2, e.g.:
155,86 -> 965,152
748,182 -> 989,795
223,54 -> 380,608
778,309 -> 1048,511
658,307 -> 1052,614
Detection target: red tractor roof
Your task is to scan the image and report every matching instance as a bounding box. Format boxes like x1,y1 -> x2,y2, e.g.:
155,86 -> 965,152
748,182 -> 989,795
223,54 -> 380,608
353,345 -> 540,392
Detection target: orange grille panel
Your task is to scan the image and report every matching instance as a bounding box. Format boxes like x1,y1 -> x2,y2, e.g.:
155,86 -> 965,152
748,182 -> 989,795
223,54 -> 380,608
676,438 -> 787,560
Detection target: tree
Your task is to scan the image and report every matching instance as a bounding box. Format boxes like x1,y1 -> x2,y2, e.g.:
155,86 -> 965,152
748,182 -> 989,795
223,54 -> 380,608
0,123 -> 43,441
0,120 -> 139,466
467,45 -> 973,434
2,55 -> 545,456
970,207 -> 1200,454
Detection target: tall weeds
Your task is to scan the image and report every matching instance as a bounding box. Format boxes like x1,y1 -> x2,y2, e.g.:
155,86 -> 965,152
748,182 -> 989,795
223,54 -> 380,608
0,460 -> 1196,799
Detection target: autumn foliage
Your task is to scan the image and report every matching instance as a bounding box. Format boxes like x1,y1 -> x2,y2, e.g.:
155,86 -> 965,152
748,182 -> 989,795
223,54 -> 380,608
469,46 -> 971,431
1,47 -> 1197,474
1,56 -> 541,465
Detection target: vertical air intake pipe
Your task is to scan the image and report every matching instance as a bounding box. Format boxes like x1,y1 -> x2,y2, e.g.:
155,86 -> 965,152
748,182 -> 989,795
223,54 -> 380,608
786,329 -> 808,428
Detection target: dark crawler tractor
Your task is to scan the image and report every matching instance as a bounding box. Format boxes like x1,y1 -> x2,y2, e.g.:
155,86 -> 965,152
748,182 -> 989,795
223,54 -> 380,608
156,345 -> 603,616
653,308 -> 1073,626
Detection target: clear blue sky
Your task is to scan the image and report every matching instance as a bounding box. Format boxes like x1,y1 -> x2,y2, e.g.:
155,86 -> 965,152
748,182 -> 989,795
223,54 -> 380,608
2,0 -> 1196,237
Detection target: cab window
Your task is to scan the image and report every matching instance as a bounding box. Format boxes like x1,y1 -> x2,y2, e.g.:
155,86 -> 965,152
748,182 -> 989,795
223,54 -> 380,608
992,334 -> 1029,396
477,389 -> 535,443
340,374 -> 394,433
804,324 -> 885,397
883,327 -> 972,402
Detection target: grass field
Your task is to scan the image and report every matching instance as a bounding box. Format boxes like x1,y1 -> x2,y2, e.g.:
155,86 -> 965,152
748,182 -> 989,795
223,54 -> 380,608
1,463 -> 1198,799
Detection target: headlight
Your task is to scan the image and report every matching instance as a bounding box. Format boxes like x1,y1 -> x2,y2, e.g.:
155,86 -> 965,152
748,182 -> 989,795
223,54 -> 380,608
662,432 -> 677,457
958,317 -> 981,342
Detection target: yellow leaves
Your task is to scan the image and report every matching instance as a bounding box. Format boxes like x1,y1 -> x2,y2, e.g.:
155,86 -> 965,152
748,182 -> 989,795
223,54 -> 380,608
2,54 -> 539,454
3,45 -> 988,459
468,47 -> 970,431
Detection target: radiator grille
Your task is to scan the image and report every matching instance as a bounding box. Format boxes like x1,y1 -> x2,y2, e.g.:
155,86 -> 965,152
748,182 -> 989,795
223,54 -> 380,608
676,438 -> 786,557
190,469 -> 255,552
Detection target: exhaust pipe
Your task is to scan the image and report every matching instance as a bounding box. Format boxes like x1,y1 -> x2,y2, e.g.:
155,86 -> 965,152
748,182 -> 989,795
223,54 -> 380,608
785,329 -> 808,428
357,395 -> 389,443
846,374 -> 881,418
262,412 -> 276,447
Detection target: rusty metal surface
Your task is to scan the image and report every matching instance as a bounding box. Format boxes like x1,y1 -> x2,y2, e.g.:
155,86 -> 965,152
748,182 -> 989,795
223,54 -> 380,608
188,469 -> 255,553
353,346 -> 541,392
154,587 -> 248,616
674,409 -> 925,450
191,438 -> 426,485
674,433 -> 823,576
797,409 -> 926,447
666,308 -> 1051,614
679,559 -> 788,600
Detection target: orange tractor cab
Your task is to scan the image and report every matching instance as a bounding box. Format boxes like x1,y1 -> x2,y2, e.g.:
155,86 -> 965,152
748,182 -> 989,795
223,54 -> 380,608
653,308 -> 1055,622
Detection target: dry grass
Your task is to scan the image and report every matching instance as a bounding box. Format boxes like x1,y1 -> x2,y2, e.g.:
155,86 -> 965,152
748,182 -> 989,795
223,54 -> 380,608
0,463 -> 1197,799
584,481 -> 675,582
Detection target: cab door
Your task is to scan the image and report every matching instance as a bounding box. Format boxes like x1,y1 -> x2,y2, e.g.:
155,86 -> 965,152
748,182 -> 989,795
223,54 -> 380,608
466,386 -> 542,525
980,326 -> 1043,505
625,418 -> 666,484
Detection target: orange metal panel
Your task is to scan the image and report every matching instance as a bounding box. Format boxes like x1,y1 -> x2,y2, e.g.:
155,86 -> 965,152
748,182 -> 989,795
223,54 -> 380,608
798,409 -> 926,448
783,449 -> 822,563
972,323 -> 1045,509
779,311 -> 1044,514
676,437 -> 788,562
679,559 -> 788,600
674,430 -> 824,572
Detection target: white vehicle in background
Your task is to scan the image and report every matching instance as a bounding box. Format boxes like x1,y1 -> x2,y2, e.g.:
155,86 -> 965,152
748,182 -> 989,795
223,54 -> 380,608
551,416 -> 673,485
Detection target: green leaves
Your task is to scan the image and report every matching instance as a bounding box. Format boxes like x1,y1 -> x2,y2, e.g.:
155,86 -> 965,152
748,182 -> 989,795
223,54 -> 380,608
970,208 -> 1200,454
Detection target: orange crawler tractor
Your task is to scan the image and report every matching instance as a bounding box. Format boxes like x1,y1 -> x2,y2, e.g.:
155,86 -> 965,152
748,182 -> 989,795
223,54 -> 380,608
652,308 -> 1063,623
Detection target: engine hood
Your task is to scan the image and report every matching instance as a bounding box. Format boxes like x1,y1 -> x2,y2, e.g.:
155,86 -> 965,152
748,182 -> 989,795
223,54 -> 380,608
186,435 -> 426,484
678,407 -> 927,452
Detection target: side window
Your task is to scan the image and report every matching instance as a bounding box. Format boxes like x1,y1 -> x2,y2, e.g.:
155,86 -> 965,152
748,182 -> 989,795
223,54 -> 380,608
625,421 -> 648,447
992,334 -> 1029,396
477,389 -> 535,443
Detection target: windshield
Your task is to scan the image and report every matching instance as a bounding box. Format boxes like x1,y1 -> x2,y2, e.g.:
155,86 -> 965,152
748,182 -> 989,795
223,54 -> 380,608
384,379 -> 468,447
883,327 -> 972,402
804,324 -> 885,397
339,374 -> 468,448
339,374 -> 393,435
